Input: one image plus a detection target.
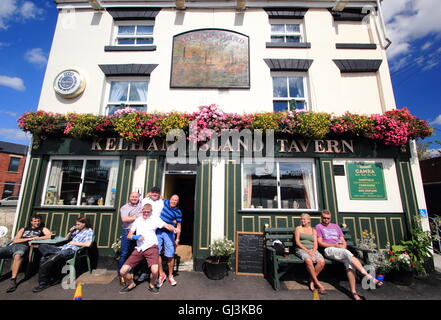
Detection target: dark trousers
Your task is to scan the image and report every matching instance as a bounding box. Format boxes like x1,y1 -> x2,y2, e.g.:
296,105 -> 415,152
37,244 -> 74,285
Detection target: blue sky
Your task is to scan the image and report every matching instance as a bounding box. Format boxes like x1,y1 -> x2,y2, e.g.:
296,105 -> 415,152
0,0 -> 440,150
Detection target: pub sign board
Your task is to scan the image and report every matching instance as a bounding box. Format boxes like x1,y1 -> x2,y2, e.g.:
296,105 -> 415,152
346,162 -> 387,200
235,232 -> 264,276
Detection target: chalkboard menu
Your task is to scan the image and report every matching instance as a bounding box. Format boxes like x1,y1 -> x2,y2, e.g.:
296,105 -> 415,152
235,232 -> 264,276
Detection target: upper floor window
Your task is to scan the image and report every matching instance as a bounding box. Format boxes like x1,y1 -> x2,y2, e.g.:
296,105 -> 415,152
106,80 -> 149,115
8,156 -> 20,172
270,20 -> 303,43
114,23 -> 154,45
272,75 -> 307,112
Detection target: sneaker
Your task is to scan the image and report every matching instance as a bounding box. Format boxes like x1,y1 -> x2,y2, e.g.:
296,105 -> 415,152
158,273 -> 166,287
168,275 -> 177,286
148,286 -> 159,294
138,273 -> 148,282
119,284 -> 136,294
32,283 -> 51,293
6,279 -> 17,293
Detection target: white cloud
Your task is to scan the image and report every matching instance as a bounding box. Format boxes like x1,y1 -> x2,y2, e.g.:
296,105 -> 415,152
0,0 -> 44,29
383,0 -> 441,60
0,109 -> 18,117
422,41 -> 433,51
0,75 -> 25,91
0,128 -> 29,141
24,48 -> 47,67
430,114 -> 441,125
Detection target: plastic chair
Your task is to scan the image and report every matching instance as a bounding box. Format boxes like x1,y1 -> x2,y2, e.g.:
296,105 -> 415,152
65,235 -> 95,285
0,241 -> 12,277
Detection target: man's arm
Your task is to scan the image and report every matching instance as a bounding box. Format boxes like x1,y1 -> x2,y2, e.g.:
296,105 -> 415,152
68,230 -> 94,248
175,222 -> 181,245
163,223 -> 176,233
317,237 -> 338,249
12,228 -> 30,244
35,227 -> 52,240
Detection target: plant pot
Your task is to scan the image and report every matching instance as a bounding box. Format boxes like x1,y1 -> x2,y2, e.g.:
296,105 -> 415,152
389,269 -> 414,286
203,256 -> 229,280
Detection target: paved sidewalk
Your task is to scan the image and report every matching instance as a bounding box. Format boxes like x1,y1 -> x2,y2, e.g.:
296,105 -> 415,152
1,269 -> 441,300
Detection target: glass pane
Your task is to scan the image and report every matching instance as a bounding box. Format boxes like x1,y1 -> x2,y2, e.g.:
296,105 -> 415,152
8,157 -> 20,172
109,81 -> 129,102
286,24 -> 300,33
82,160 -> 119,206
273,101 -> 288,112
45,160 -> 83,206
243,163 -> 277,209
118,26 -> 135,35
286,36 -> 301,43
279,162 -> 315,209
136,25 -> 153,35
136,38 -> 154,44
117,38 -> 135,45
129,82 -> 148,102
273,77 -> 288,98
288,77 -> 304,98
271,36 -> 285,43
290,100 -> 306,111
2,183 -> 15,198
271,24 -> 285,33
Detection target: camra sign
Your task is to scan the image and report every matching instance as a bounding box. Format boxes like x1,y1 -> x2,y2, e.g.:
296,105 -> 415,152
53,70 -> 86,98
346,162 -> 387,200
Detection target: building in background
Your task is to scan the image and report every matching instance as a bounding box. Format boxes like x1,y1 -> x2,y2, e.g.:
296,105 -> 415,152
0,141 -> 28,202
14,0 -> 429,271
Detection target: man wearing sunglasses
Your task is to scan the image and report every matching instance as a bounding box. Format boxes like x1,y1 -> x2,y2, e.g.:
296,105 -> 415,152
316,210 -> 383,300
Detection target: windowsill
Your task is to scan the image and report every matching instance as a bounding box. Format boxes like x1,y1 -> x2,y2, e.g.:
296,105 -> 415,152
35,205 -> 115,210
238,209 -> 319,213
7,171 -> 19,174
266,42 -> 311,48
335,43 -> 377,50
105,45 -> 156,52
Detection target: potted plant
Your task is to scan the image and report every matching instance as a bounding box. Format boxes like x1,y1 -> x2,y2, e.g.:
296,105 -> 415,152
111,237 -> 122,261
203,238 -> 235,280
384,245 -> 416,286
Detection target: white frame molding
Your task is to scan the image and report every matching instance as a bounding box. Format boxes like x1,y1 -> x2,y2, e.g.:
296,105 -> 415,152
241,158 -> 318,212
269,18 -> 305,43
112,20 -> 155,46
271,71 -> 309,111
41,155 -> 119,208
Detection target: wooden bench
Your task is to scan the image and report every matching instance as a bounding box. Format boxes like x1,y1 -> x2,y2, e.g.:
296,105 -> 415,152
264,225 -> 365,291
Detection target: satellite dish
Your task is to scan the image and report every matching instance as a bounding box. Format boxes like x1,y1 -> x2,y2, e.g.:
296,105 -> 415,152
0,226 -> 8,238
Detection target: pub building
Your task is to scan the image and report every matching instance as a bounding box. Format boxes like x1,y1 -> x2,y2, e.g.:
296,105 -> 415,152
13,0 -> 431,272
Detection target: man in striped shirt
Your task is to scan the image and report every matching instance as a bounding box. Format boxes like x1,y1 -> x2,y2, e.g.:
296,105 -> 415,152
156,194 -> 182,287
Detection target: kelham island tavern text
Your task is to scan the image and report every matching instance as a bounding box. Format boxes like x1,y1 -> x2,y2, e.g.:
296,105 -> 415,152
14,0 -> 430,272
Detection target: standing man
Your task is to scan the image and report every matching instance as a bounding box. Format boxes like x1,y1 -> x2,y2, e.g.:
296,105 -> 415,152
316,210 -> 383,300
0,215 -> 51,293
119,203 -> 176,294
156,194 -> 182,287
118,192 -> 142,286
142,186 -> 164,219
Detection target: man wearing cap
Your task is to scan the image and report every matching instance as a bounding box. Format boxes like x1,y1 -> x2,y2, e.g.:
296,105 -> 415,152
142,186 -> 164,219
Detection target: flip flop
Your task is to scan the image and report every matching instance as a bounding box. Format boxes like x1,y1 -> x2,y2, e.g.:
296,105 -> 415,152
318,288 -> 327,295
375,280 -> 384,288
351,292 -> 366,300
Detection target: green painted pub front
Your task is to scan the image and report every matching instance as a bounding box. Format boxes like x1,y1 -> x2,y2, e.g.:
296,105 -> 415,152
15,136 -> 420,271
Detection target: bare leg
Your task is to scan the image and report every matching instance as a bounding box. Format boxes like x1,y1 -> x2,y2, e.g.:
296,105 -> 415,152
350,256 -> 380,285
315,259 -> 325,278
158,255 -> 165,277
150,264 -> 158,288
305,259 -> 324,291
347,269 -> 361,300
120,265 -> 136,289
11,254 -> 23,279
167,257 -> 174,278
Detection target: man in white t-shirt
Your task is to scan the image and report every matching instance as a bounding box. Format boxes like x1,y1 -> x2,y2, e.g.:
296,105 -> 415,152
119,203 -> 176,294
142,186 -> 164,218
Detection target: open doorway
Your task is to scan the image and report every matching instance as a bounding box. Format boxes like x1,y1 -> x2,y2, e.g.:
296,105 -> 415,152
162,168 -> 196,264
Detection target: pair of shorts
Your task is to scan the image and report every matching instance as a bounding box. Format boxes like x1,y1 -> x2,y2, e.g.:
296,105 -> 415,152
124,245 -> 159,269
295,248 -> 324,262
324,247 -> 354,270
156,229 -> 175,258
0,243 -> 29,258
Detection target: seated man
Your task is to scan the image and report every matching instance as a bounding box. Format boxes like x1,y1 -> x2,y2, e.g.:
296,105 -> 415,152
119,203 -> 176,294
0,214 -> 51,293
32,216 -> 94,293
156,194 -> 182,287
316,210 -> 383,300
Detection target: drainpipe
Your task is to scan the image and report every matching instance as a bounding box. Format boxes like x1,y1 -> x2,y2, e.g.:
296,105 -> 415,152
377,0 -> 392,49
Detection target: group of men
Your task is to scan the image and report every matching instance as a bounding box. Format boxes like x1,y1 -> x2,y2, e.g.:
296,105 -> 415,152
117,186 -> 183,294
0,215 -> 94,293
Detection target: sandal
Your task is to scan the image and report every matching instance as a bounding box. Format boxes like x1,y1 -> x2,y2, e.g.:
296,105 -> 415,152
318,287 -> 327,295
375,280 -> 384,288
351,292 -> 365,300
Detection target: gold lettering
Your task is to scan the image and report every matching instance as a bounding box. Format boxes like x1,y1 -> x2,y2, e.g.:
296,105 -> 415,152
314,140 -> 326,153
91,138 -> 103,151
342,140 -> 354,153
146,139 -> 159,151
130,141 -> 144,151
298,140 -> 311,153
277,139 -> 289,153
288,140 -> 301,153
105,138 -> 117,151
117,138 -> 128,151
327,140 -> 341,153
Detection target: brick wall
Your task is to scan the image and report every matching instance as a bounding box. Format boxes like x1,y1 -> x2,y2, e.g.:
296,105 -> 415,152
0,153 -> 26,199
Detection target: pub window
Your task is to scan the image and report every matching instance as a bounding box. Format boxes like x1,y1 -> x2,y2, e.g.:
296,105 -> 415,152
272,74 -> 308,112
8,156 -> 20,172
42,158 -> 119,207
114,22 -> 154,45
270,19 -> 304,43
106,79 -> 149,115
242,159 -> 317,210
2,182 -> 15,198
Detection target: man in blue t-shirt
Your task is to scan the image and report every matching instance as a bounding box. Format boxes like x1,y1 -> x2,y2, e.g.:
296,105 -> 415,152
156,194 -> 182,287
